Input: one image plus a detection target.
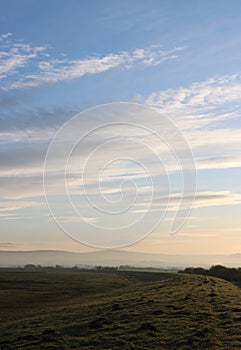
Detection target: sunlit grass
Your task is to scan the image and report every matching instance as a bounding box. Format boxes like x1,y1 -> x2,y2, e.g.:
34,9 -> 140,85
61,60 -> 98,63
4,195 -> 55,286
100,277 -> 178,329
1,269 -> 241,349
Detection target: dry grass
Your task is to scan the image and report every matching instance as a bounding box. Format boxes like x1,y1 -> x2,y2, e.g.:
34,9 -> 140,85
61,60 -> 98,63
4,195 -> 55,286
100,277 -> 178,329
1,269 -> 241,349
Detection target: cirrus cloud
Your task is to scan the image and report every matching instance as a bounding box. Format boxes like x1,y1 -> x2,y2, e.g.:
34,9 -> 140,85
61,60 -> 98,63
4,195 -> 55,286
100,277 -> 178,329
0,33 -> 185,90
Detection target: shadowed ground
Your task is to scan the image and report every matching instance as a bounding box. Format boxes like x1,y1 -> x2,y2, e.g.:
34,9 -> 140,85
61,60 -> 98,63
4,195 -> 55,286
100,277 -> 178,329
0,269 -> 241,349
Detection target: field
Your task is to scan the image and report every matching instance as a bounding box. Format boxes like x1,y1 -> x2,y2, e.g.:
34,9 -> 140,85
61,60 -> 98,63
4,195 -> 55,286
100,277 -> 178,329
1,269 -> 241,349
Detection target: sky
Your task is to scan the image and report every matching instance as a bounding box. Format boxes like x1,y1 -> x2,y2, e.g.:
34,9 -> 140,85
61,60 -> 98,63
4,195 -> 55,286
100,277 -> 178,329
0,0 -> 241,254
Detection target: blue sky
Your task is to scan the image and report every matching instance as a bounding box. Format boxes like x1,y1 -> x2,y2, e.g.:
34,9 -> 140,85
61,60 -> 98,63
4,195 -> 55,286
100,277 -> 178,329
0,0 -> 241,254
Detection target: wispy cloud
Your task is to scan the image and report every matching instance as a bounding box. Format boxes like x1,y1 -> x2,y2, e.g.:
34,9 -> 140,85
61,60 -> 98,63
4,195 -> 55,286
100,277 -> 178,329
0,33 -> 48,82
132,191 -> 241,213
145,74 -> 241,108
0,200 -> 41,212
0,33 -> 12,41
10,46 -> 183,89
0,242 -> 21,248
1,71 -> 241,213
138,74 -> 241,170
143,74 -> 241,131
0,33 -> 185,90
56,216 -> 97,223
0,75 -> 241,205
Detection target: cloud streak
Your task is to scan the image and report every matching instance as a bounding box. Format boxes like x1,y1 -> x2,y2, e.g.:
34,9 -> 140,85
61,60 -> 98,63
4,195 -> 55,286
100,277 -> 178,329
138,74 -> 241,170
0,242 -> 21,248
0,33 -> 185,90
0,33 -> 48,82
1,62 -> 241,226
132,191 -> 241,213
144,74 -> 241,130
0,200 -> 41,212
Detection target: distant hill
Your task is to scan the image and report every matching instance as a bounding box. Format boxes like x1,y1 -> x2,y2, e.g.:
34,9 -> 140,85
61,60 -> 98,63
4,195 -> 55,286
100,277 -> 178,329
0,250 -> 240,268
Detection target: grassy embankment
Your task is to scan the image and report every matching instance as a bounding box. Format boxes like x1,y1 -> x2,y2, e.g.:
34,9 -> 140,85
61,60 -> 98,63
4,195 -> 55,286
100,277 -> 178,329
1,269 -> 241,349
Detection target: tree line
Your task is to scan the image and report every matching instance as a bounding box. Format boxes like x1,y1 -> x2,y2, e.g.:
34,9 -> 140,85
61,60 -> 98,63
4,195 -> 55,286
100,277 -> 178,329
180,265 -> 241,284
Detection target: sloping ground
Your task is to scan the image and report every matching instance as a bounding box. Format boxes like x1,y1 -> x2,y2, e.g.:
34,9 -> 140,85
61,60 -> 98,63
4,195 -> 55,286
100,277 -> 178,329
1,271 -> 241,349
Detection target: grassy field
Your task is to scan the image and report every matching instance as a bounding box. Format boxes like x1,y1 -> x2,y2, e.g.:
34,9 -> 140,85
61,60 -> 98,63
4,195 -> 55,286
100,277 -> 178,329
1,269 -> 241,349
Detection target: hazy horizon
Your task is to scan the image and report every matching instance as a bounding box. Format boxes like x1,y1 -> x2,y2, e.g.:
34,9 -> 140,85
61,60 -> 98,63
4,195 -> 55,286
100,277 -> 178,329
1,249 -> 241,269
